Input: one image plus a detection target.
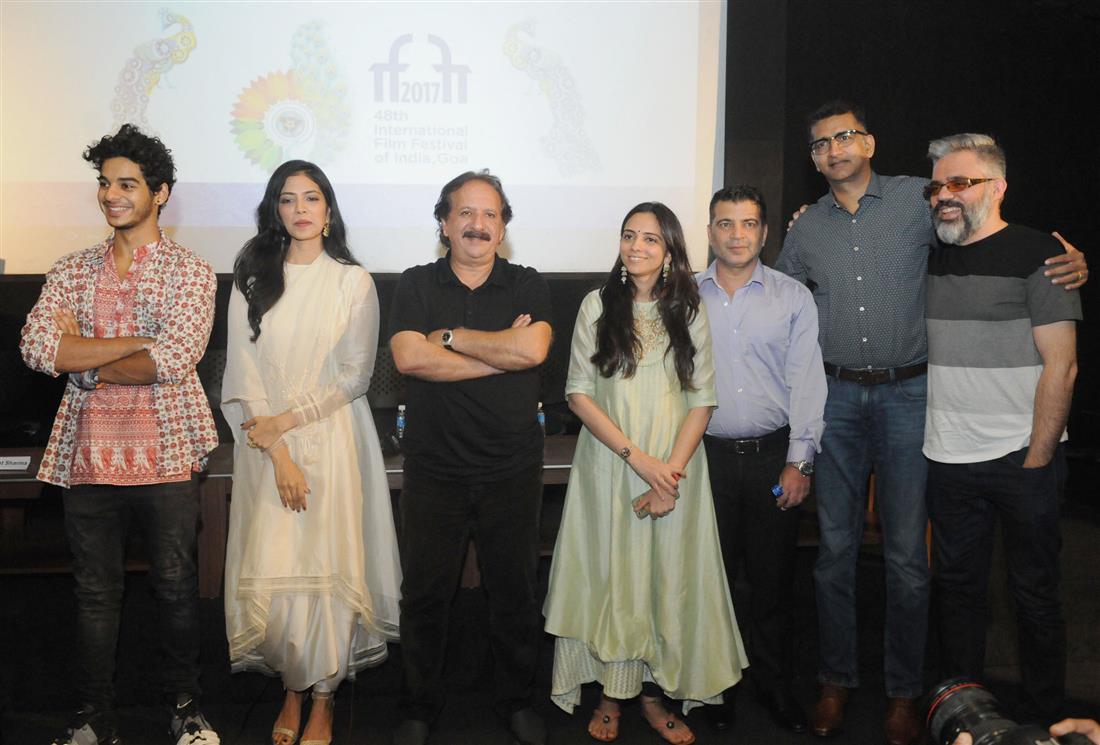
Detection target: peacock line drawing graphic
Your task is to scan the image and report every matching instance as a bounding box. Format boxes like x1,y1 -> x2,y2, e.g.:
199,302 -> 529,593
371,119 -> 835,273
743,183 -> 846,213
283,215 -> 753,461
503,20 -> 599,177
109,8 -> 197,130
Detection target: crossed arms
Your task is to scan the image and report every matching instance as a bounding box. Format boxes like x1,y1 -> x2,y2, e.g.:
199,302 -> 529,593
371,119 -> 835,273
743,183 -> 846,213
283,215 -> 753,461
20,253 -> 216,387
390,315 -> 552,381
51,308 -> 158,384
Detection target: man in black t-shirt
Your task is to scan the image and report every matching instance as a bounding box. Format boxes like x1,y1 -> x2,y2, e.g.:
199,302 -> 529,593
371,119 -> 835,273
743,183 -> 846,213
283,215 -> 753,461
388,170 -> 553,745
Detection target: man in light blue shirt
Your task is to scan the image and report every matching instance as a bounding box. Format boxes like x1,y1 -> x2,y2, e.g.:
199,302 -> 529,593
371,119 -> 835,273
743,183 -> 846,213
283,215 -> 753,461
697,185 -> 827,736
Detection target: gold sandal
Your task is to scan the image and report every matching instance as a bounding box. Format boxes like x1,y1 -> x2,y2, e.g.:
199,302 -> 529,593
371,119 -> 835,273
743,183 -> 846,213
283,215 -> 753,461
272,688 -> 302,745
301,690 -> 334,745
272,725 -> 298,745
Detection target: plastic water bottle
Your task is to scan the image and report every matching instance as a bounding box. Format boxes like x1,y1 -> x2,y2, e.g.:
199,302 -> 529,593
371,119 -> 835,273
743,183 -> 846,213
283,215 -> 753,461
396,404 -> 406,440
536,402 -> 546,434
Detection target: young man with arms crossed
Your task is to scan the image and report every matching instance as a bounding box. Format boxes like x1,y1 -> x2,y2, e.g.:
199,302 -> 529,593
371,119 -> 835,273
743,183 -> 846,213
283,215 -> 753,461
21,125 -> 219,745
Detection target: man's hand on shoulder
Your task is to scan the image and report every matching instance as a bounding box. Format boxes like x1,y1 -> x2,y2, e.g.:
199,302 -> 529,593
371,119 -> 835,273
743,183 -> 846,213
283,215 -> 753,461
1044,231 -> 1088,290
787,204 -> 810,231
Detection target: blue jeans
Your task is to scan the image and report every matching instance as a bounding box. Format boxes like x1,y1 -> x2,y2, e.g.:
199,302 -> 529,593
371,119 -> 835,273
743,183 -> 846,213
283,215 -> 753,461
63,476 -> 203,714
813,374 -> 930,697
928,446 -> 1066,720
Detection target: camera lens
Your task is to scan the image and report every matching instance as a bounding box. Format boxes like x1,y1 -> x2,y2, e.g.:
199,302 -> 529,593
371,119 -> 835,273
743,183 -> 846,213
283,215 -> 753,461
925,678 -> 1091,745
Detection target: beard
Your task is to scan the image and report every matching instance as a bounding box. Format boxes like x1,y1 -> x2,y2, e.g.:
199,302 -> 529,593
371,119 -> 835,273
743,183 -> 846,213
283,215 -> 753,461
933,187 -> 994,244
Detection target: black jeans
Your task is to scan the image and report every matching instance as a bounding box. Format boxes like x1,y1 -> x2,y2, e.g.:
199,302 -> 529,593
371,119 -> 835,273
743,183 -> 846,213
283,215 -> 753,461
397,459 -> 543,723
928,445 -> 1067,720
704,434 -> 802,698
63,476 -> 202,714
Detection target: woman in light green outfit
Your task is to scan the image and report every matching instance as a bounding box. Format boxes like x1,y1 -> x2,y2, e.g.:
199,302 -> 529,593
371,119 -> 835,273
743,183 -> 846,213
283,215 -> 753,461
543,202 -> 746,744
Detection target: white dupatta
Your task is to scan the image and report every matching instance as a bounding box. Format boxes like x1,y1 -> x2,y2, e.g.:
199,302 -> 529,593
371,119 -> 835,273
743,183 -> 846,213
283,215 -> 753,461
221,252 -> 400,687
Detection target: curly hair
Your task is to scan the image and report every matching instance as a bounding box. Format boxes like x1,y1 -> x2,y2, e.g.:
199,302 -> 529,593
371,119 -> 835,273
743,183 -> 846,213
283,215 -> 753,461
591,202 -> 700,390
432,170 -> 513,248
83,124 -> 176,212
233,160 -> 358,341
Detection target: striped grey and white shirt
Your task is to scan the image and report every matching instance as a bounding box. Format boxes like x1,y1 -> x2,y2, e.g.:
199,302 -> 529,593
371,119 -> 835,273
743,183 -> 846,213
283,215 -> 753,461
923,224 -> 1082,463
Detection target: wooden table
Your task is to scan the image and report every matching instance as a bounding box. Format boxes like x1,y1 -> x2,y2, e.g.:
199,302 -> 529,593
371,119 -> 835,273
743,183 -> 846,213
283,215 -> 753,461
1,435 -> 578,598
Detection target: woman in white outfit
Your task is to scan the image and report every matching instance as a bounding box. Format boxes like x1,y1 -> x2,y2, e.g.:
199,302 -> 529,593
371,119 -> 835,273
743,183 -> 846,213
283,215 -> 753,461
221,160 -> 401,745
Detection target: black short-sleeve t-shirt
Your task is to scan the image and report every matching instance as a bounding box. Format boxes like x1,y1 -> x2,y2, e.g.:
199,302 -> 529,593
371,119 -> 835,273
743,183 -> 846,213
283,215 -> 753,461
388,254 -> 553,480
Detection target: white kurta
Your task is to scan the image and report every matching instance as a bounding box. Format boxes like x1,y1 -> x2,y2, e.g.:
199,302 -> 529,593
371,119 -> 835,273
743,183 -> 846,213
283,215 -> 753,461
221,252 -> 401,690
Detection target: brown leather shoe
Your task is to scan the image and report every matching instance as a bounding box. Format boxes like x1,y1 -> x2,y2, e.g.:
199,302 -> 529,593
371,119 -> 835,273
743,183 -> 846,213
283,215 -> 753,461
812,684 -> 849,737
884,697 -> 920,745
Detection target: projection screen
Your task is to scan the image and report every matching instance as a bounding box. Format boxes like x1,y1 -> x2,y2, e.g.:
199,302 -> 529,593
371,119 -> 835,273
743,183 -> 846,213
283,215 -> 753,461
1,1 -> 726,274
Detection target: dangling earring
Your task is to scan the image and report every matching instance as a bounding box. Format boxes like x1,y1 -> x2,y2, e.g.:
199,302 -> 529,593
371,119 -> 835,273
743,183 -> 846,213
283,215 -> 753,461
322,221 -> 331,238
662,261 -> 670,281
620,264 -> 628,285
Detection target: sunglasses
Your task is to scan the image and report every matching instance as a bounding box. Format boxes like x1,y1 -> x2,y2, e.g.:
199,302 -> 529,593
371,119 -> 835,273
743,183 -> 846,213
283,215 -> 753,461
922,177 -> 996,201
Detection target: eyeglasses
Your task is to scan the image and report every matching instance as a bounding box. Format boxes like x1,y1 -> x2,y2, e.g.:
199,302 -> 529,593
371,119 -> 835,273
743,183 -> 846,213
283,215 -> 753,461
809,129 -> 868,154
921,177 -> 996,201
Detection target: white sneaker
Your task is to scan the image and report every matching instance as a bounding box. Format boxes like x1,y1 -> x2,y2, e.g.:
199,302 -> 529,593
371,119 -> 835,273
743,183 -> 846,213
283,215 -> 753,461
51,708 -> 120,745
169,698 -> 220,745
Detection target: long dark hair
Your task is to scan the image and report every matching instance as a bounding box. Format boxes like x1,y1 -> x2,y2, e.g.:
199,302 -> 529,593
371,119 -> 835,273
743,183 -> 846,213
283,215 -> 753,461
591,202 -> 700,389
233,160 -> 358,341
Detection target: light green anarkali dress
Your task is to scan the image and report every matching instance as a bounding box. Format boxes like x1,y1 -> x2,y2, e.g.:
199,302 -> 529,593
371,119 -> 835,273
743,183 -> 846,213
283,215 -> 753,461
544,290 -> 747,714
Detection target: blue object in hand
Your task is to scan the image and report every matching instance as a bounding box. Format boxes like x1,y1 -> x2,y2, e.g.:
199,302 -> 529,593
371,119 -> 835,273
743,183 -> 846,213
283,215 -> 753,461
771,484 -> 784,498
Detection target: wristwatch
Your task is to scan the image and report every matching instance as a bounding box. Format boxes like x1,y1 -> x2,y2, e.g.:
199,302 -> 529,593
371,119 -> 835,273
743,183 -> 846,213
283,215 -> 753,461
441,329 -> 454,350
618,446 -> 632,461
789,460 -> 814,476
69,368 -> 100,391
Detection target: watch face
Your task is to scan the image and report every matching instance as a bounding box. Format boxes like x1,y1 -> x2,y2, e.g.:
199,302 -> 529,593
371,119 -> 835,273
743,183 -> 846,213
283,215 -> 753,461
442,330 -> 453,348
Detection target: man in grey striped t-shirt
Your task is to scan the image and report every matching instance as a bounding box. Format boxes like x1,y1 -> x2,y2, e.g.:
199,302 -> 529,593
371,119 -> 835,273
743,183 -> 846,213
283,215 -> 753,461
924,133 -> 1081,724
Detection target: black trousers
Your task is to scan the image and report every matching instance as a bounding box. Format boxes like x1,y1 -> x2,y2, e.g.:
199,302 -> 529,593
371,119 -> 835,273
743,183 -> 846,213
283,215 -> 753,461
928,445 -> 1067,720
396,459 -> 543,723
704,434 -> 802,697
63,476 -> 203,715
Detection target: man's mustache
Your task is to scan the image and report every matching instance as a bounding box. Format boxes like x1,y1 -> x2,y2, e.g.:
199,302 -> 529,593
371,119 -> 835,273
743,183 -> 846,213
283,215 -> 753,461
934,199 -> 964,216
463,229 -> 492,241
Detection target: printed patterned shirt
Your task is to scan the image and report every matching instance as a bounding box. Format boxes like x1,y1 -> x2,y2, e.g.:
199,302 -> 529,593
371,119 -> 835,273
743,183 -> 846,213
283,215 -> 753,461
70,241 -> 188,485
20,231 -> 219,488
776,172 -> 934,369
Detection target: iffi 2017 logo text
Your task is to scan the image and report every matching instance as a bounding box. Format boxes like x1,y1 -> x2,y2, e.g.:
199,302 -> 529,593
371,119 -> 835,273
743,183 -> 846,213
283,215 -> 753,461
370,34 -> 469,104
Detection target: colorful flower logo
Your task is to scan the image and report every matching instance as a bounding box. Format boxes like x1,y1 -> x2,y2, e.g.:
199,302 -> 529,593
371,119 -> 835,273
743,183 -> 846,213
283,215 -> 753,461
229,22 -> 349,172
230,72 -> 316,171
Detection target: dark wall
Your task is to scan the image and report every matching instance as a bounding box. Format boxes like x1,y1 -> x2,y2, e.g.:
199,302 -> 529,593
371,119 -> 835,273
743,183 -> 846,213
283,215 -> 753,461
773,0 -> 1099,445
780,0 -> 1099,240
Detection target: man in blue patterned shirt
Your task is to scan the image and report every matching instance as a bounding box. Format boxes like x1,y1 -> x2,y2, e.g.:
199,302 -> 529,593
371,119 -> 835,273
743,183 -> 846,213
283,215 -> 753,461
776,100 -> 1086,745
